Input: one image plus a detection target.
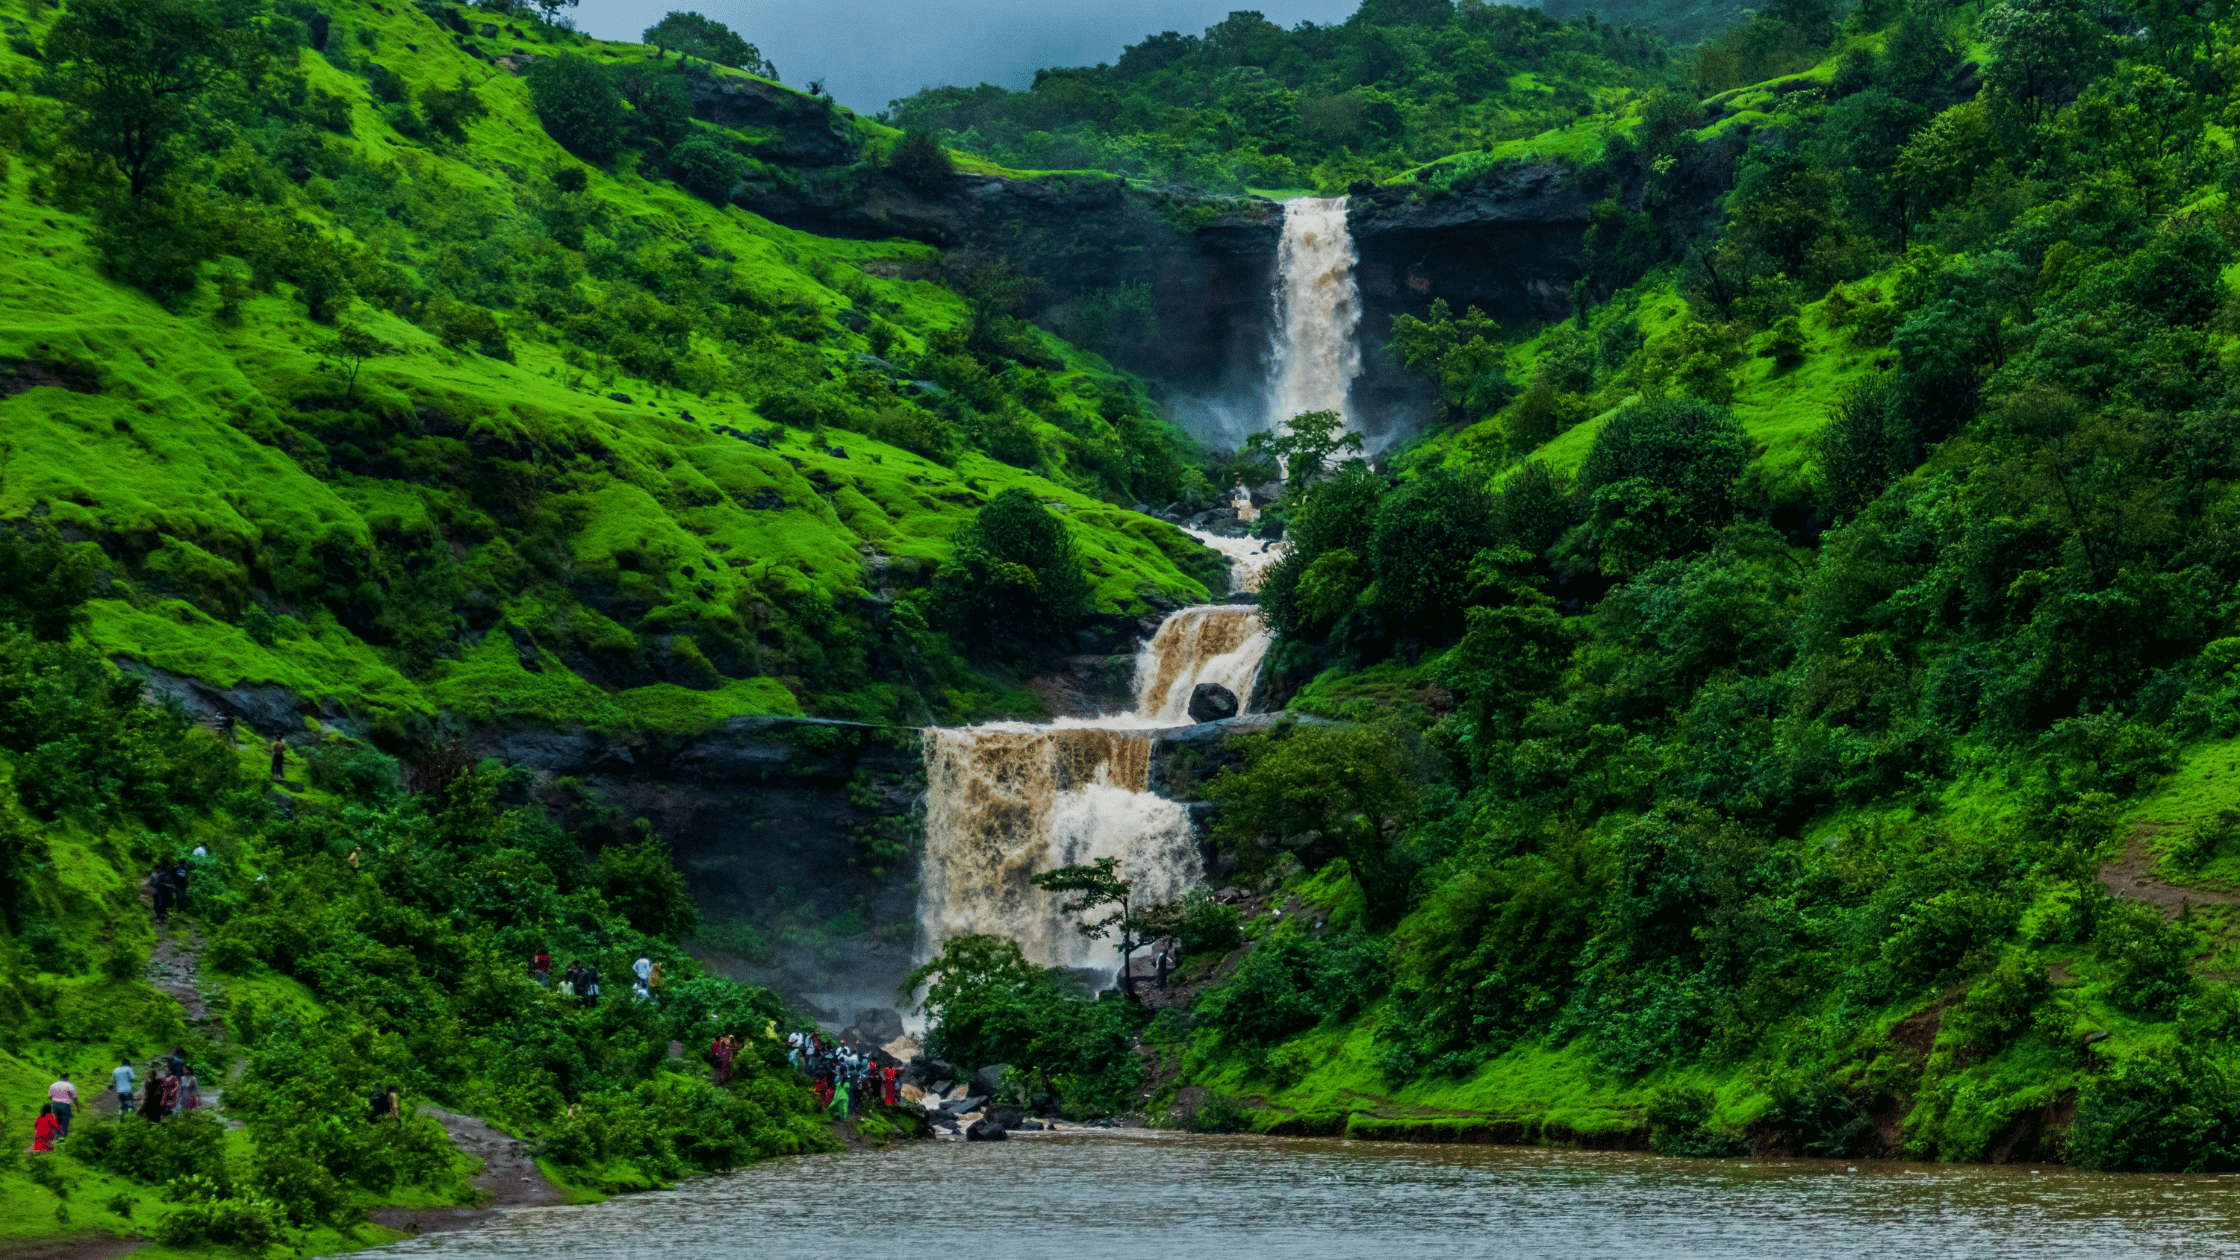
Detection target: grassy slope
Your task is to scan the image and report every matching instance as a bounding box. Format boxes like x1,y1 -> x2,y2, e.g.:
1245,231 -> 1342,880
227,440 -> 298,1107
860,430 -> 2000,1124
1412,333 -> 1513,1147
0,0 -> 1217,735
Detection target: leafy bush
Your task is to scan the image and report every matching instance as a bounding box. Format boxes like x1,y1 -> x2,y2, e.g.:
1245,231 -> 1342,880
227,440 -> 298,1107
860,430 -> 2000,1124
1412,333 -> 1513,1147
156,1178 -> 290,1248
928,489 -> 1091,654
2070,1050 -> 2240,1172
1196,931 -> 1387,1052
1645,1086 -> 1748,1157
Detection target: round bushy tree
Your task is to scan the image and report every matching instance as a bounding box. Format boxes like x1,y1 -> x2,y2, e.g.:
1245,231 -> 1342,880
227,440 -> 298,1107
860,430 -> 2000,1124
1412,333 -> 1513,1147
1572,397 -> 1749,574
1367,465 -> 1494,644
931,488 -> 1090,654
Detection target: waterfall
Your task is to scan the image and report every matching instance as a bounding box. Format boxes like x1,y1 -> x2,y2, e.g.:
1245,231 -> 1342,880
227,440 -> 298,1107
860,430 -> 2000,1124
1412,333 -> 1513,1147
917,547 -> 1275,980
1266,196 -> 1364,436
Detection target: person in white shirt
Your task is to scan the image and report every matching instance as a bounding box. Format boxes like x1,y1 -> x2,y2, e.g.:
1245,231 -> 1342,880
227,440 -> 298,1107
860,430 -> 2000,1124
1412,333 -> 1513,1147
112,1060 -> 135,1113
46,1074 -> 77,1138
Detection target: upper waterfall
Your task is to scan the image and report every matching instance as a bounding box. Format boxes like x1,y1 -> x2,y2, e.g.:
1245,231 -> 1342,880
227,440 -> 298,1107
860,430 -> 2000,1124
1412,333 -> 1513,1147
1266,196 -> 1364,436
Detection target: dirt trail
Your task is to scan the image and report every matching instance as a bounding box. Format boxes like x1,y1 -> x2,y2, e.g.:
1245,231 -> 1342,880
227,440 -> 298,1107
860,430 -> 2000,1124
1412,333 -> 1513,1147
0,1237 -> 147,1260
367,1108 -> 567,1236
2099,828 -> 2240,912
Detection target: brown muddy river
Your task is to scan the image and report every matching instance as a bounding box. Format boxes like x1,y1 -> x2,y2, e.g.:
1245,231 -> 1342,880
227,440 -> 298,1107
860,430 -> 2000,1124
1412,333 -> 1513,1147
369,1131 -> 2240,1258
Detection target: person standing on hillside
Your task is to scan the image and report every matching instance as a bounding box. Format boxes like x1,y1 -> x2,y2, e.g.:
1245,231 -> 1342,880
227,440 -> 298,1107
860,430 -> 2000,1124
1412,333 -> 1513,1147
159,1067 -> 181,1116
112,1058 -> 135,1114
270,738 -> 287,780
150,863 -> 176,926
170,858 -> 192,913
179,1066 -> 200,1111
45,1072 -> 76,1138
531,948 -> 551,985
138,1068 -> 167,1123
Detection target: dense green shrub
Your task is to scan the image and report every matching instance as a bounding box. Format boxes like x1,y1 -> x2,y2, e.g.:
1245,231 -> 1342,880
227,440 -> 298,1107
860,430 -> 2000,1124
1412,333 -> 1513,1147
928,489 -> 1091,654
2071,1050 -> 2240,1172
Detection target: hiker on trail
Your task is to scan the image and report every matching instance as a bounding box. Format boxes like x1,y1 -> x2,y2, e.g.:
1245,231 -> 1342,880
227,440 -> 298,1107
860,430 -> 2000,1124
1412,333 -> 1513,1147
882,1064 -> 899,1107
649,959 -> 663,989
159,1068 -> 181,1116
30,1103 -> 58,1153
711,1035 -> 734,1086
631,978 -> 651,1003
579,964 -> 599,1008
112,1059 -> 135,1113
531,949 -> 551,985
1156,946 -> 1172,990
170,859 -> 192,913
270,738 -> 287,780
369,1084 -> 399,1121
151,863 -> 176,926
139,1069 -> 167,1123
179,1068 -> 200,1111
46,1072 -> 76,1138
166,1048 -> 187,1080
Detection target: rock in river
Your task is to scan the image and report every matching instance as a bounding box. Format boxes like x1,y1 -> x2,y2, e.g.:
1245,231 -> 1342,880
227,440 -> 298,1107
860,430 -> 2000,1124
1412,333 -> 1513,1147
1187,683 -> 1238,724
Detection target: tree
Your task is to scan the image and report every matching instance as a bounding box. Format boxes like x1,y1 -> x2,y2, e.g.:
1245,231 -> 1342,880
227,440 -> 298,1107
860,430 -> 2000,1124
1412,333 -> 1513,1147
1568,397 -> 1749,574
1030,856 -> 1142,996
1206,722 -> 1422,925
596,829 -> 699,940
0,524 -> 98,642
1367,465 -> 1495,643
315,322 -> 389,403
531,0 -> 581,24
527,53 -> 625,165
42,0 -> 243,199
640,11 -> 777,77
668,136 -> 748,201
889,129 -> 954,189
929,487 -> 1090,653
1243,409 -> 1366,493
419,75 -> 491,143
1980,0 -> 2104,132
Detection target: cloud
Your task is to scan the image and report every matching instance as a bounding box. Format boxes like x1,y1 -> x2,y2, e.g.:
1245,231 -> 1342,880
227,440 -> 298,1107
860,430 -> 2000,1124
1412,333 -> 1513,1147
567,0 -> 1363,114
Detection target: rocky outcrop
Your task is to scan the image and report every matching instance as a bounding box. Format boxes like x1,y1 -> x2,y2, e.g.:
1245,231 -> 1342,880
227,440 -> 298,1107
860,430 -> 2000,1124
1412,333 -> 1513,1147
469,715 -> 926,1014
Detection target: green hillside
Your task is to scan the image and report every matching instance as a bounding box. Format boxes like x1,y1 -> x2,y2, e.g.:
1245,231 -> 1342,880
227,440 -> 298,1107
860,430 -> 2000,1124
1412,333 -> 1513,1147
907,0 -> 2240,1177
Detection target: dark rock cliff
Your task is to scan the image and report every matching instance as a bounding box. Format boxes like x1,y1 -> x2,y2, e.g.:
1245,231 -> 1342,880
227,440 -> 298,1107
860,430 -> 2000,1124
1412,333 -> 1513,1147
481,716 -> 926,1017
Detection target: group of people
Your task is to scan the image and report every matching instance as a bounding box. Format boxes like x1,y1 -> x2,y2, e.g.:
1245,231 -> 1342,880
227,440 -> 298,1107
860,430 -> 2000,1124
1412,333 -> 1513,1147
783,1030 -> 898,1117
149,856 -> 195,926
28,1051 -> 200,1154
531,950 -> 665,1007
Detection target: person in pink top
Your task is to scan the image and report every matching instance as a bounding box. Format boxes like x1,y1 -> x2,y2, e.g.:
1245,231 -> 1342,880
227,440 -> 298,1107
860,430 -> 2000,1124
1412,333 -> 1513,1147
45,1073 -> 76,1139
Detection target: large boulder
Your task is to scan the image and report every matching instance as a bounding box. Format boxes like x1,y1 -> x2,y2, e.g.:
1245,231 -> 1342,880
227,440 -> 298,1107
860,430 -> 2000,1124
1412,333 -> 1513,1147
1188,683 -> 1239,724
964,1115 -> 1009,1142
971,1064 -> 1010,1098
852,1006 -> 905,1043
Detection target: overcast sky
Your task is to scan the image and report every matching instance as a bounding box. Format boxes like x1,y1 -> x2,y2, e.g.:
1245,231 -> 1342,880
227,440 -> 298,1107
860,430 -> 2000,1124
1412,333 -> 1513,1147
566,0 -> 1367,115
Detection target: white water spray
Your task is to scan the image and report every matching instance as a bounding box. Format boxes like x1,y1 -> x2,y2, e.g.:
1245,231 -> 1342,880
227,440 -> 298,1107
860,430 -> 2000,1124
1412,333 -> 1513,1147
1266,197 -> 1364,436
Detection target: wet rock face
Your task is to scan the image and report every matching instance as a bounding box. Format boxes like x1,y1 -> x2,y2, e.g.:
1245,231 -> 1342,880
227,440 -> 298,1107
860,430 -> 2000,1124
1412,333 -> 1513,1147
473,716 -> 927,1009
1347,161 -> 1602,335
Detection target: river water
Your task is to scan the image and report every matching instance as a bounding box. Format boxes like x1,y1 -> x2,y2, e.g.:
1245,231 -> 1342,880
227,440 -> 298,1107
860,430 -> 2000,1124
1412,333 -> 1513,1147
370,1133 -> 2240,1259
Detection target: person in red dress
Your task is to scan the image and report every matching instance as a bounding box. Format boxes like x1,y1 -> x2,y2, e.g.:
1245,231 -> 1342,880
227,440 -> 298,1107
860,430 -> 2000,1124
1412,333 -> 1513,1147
30,1103 -> 59,1153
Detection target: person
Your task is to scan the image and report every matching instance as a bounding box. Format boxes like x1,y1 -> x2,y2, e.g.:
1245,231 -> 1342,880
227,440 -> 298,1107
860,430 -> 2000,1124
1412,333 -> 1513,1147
883,1064 -> 899,1108
150,863 -> 175,926
561,962 -> 583,1003
369,1084 -> 399,1121
170,858 -> 192,913
632,955 -> 652,987
166,1048 -> 187,1080
112,1058 -> 135,1115
1156,946 -> 1172,990
139,1069 -> 167,1123
159,1067 -> 181,1116
270,737 -> 287,780
580,964 -> 599,1009
712,1035 -> 734,1086
179,1067 -> 200,1111
631,978 -> 650,1003
531,949 -> 551,985
649,960 -> 663,989
46,1072 -> 76,1138
30,1103 -> 58,1153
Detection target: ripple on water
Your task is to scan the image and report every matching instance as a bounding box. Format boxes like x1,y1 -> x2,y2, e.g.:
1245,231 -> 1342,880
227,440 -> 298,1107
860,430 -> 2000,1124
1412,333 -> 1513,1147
367,1133 -> 2240,1260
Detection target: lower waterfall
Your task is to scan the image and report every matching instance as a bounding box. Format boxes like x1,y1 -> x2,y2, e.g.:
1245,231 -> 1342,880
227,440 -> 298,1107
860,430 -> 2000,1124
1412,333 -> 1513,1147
916,587 -> 1276,981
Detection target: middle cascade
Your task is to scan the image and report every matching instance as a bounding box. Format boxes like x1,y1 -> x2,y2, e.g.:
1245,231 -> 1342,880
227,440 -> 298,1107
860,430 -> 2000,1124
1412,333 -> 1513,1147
917,600 -> 1274,980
